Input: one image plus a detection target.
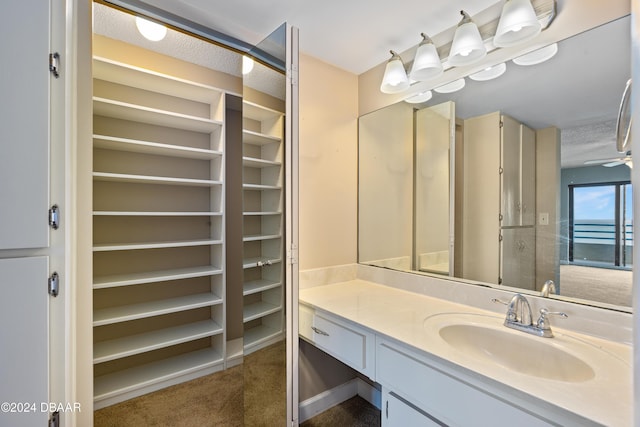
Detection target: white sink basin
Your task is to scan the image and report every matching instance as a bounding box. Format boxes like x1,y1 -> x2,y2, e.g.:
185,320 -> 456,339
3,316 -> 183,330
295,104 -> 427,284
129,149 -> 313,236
423,313 -> 624,383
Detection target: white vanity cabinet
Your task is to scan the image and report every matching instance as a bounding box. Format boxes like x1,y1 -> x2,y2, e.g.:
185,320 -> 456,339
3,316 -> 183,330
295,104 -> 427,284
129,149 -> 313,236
377,338 -> 557,427
299,304 -> 375,379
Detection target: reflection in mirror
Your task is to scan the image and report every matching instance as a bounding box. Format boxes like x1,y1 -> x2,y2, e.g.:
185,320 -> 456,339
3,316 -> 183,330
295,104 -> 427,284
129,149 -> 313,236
358,16 -> 632,311
243,24 -> 288,425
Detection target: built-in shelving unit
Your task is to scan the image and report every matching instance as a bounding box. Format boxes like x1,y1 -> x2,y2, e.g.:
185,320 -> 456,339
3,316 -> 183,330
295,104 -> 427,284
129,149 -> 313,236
242,101 -> 285,354
91,56 -> 227,408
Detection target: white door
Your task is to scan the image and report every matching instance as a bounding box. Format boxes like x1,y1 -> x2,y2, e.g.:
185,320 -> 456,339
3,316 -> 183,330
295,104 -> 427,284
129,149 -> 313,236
0,257 -> 49,426
0,0 -> 51,250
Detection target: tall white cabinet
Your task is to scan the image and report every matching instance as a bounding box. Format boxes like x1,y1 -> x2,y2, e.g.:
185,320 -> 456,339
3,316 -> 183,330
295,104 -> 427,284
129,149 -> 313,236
92,55 -> 228,408
463,112 -> 536,288
242,101 -> 286,354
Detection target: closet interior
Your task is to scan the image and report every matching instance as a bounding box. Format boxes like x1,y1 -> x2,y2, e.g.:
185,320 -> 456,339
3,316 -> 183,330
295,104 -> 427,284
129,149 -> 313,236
91,3 -> 286,408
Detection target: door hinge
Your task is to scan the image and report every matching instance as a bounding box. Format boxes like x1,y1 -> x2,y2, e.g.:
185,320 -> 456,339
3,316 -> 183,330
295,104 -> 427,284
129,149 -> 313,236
287,64 -> 298,86
49,205 -> 60,230
499,234 -> 503,242
287,244 -> 298,265
499,120 -> 504,128
49,411 -> 60,427
48,272 -> 59,297
49,52 -> 60,78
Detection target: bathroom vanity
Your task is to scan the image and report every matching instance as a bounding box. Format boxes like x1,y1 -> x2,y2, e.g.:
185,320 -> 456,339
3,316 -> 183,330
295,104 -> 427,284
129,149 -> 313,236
300,278 -> 631,426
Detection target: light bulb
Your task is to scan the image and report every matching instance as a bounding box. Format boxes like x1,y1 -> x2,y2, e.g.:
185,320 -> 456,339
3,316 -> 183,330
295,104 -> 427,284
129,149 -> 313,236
135,17 -> 167,42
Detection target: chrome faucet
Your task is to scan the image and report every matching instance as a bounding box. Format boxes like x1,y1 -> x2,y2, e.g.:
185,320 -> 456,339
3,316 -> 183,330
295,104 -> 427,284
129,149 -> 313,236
493,293 -> 568,338
540,280 -> 557,297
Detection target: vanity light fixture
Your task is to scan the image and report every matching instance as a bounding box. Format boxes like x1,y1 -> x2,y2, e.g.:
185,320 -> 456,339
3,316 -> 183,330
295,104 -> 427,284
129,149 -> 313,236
404,90 -> 433,104
434,78 -> 466,94
448,11 -> 487,67
242,56 -> 254,74
469,62 -> 507,81
409,33 -> 443,81
513,43 -> 558,65
493,0 -> 541,47
380,50 -> 410,94
135,16 -> 167,41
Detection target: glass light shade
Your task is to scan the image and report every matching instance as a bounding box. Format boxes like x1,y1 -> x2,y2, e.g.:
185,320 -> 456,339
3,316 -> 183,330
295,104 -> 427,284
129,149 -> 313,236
135,17 -> 167,41
449,17 -> 487,66
404,91 -> 433,104
434,78 -> 466,94
409,35 -> 443,81
469,63 -> 507,81
513,43 -> 558,66
493,0 -> 541,47
380,51 -> 410,94
242,56 -> 254,74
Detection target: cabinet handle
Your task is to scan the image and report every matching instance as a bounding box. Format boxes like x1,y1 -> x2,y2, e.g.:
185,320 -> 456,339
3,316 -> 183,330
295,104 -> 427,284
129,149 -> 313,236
311,326 -> 329,336
385,400 -> 389,418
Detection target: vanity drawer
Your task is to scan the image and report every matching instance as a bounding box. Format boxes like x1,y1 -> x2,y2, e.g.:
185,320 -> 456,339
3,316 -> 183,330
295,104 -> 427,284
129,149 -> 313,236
376,339 -> 552,426
308,310 -> 375,379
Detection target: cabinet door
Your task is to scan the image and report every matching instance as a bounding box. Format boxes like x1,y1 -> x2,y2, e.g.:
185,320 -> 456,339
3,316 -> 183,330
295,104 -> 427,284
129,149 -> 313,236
520,124 -> 536,226
383,390 -> 442,427
0,1 -> 51,250
500,227 -> 536,290
500,115 -> 521,227
0,257 -> 49,427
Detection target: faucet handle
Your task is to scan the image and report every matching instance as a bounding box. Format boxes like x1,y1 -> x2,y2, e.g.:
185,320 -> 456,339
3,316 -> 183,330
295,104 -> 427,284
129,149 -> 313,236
491,298 -> 508,306
537,308 -> 568,332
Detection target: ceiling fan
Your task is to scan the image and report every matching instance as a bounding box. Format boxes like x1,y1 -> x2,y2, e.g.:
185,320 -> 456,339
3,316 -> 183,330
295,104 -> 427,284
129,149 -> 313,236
583,151 -> 633,168
584,79 -> 633,168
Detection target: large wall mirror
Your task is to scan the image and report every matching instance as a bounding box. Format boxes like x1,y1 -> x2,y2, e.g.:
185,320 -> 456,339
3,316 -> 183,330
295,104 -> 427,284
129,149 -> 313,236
359,15 -> 632,311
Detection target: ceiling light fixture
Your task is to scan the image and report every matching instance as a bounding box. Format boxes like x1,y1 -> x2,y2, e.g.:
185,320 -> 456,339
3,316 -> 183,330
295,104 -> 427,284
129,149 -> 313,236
409,34 -> 443,81
469,63 -> 507,81
380,50 -> 410,94
377,0 -> 556,94
493,0 -> 541,47
512,43 -> 558,65
242,56 -> 254,75
448,11 -> 487,67
135,16 -> 167,41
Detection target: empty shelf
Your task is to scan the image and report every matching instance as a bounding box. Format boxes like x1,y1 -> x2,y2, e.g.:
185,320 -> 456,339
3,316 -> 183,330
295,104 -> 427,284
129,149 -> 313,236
93,171 -> 222,187
93,238 -> 222,252
93,266 -> 223,289
94,293 -> 223,326
243,279 -> 282,296
94,319 -> 223,364
243,301 -> 281,322
94,134 -> 222,160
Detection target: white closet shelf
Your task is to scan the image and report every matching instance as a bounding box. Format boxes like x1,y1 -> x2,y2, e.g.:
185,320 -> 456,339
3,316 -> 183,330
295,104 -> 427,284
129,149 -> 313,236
242,156 -> 281,168
242,129 -> 281,146
243,233 -> 282,242
93,56 -> 225,105
242,183 -> 282,191
243,211 -> 281,216
243,279 -> 282,296
243,101 -> 283,122
93,238 -> 222,252
242,257 -> 283,269
93,134 -> 222,160
94,266 -> 223,289
94,293 -> 223,327
243,325 -> 282,351
93,97 -> 222,133
94,347 -> 223,403
94,319 -> 223,364
243,301 -> 281,323
93,171 -> 222,187
94,211 -> 222,217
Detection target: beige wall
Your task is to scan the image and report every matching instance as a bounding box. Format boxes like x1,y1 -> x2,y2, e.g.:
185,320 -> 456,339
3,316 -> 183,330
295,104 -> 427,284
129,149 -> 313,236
299,54 -> 359,270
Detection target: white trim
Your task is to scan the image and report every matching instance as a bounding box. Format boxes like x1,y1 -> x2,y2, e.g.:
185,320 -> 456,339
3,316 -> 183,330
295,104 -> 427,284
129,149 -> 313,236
298,378 -> 381,422
298,379 -> 358,423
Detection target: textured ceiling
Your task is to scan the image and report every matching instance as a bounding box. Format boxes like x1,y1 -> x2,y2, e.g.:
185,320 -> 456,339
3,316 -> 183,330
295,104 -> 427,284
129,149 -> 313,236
93,3 -> 285,100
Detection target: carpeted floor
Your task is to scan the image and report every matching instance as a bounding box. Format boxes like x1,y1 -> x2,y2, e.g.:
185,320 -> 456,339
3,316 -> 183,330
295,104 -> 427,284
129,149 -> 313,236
94,339 -> 380,426
560,264 -> 632,307
94,341 -> 286,426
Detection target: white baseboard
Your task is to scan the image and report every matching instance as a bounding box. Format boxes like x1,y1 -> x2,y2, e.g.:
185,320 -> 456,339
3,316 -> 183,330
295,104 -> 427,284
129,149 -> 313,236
298,378 -> 381,422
